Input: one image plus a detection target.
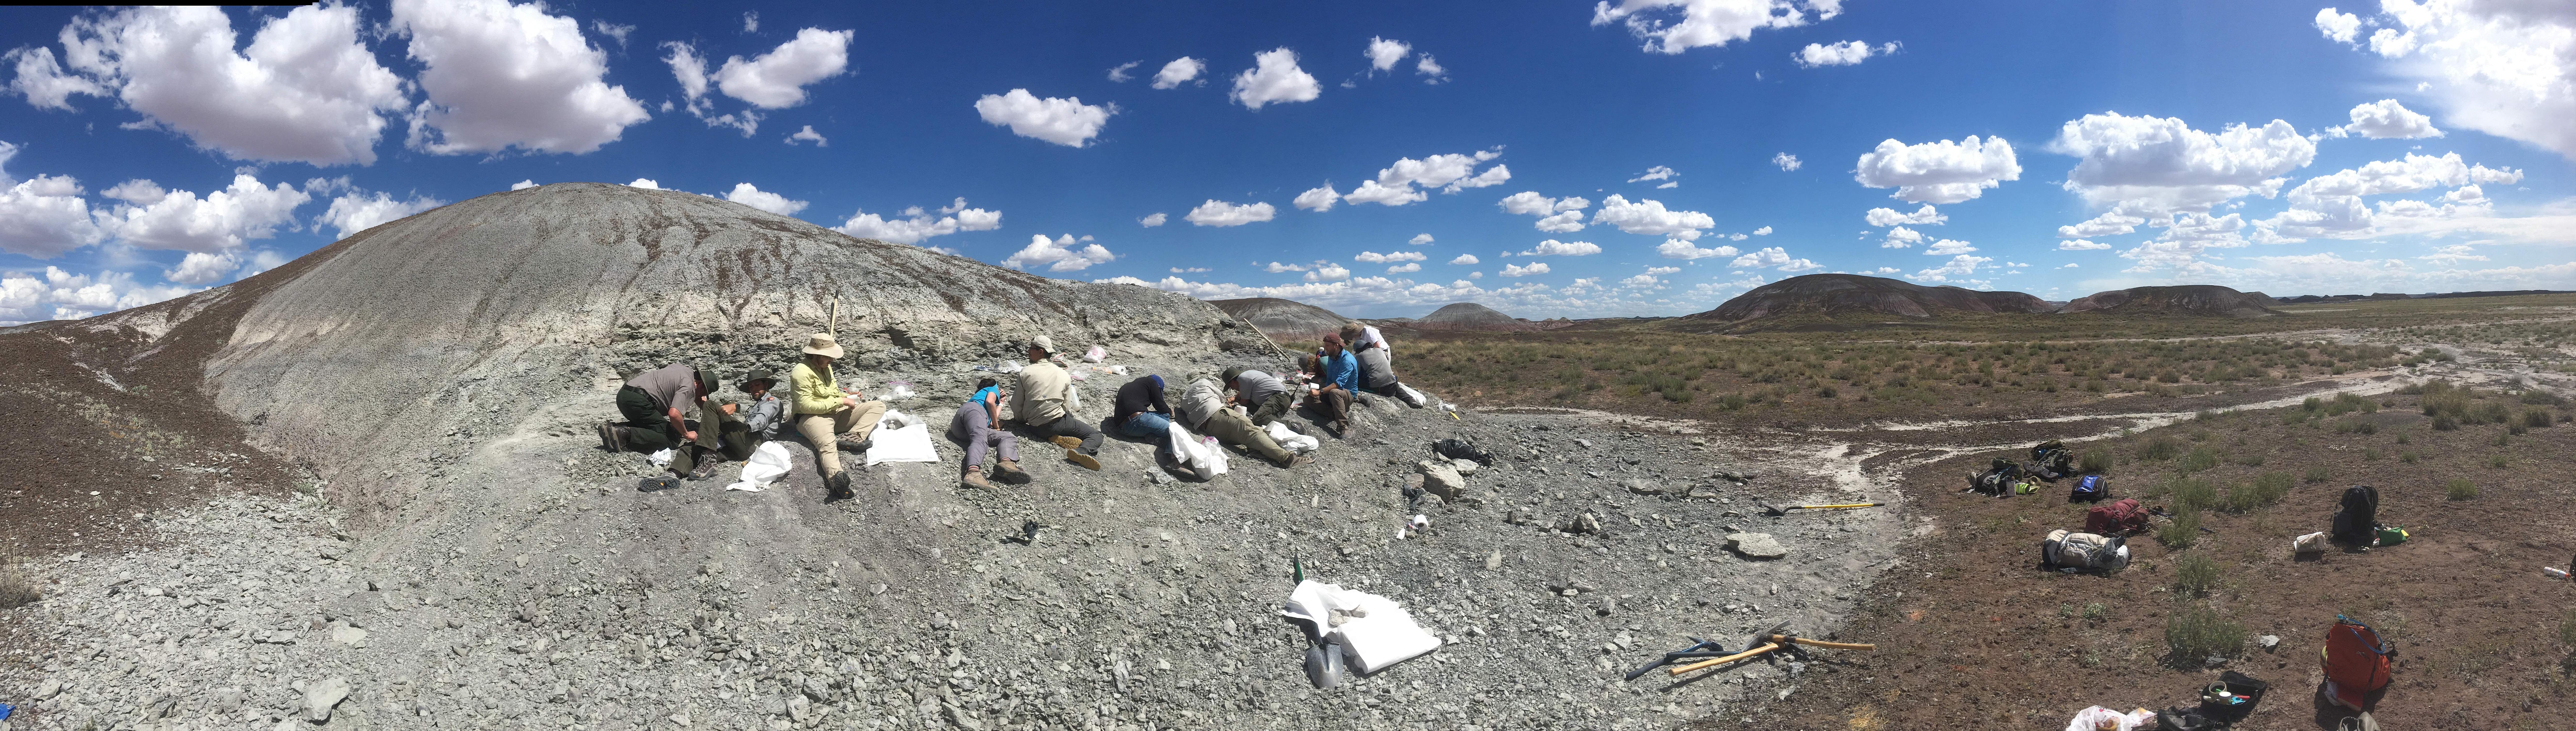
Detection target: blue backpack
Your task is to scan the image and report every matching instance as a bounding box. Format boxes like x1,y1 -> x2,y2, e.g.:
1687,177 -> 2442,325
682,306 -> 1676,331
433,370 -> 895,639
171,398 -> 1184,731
2071,474 -> 2106,502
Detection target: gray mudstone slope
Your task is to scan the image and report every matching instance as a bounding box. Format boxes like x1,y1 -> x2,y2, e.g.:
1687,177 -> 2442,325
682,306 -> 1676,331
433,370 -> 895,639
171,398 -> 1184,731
2,183 -> 1898,731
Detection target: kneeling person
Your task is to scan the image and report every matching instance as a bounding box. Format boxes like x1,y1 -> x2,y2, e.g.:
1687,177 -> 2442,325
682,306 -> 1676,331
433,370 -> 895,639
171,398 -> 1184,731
713,369 -> 786,461
1176,376 -> 1308,469
601,364 -> 721,480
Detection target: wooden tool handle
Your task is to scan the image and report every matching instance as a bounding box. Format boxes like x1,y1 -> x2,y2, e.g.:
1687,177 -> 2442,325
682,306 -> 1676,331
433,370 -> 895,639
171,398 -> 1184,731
1666,642 -> 1778,675
1773,636 -> 1876,651
1801,503 -> 1882,510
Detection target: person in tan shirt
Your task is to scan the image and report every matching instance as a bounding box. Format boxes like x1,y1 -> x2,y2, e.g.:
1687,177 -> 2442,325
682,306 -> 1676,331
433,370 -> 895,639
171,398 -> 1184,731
1010,334 -> 1102,471
789,333 -> 884,501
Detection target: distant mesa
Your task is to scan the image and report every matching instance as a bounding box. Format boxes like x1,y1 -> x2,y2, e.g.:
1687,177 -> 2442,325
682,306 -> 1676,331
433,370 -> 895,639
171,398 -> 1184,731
1208,297 -> 1352,342
1409,302 -> 1539,332
1693,273 -> 2055,322
2061,285 -> 2280,318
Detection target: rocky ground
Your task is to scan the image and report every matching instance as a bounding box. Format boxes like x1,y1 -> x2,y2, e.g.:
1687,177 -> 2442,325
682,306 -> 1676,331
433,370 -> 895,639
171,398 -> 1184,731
0,371 -> 1907,731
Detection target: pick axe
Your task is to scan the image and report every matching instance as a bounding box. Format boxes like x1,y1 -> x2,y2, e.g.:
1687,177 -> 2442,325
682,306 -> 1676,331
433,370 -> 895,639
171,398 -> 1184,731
1666,622 -> 1877,676
1761,501 -> 1885,517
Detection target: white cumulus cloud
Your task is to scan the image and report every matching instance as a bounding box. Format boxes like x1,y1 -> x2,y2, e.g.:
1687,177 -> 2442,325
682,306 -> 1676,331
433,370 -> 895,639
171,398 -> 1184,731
1864,204 -> 1944,226
1367,37 -> 1411,71
1853,135 -> 2022,203
1106,61 -> 1140,82
1879,226 -> 1923,248
1522,239 -> 1602,256
510,179 -> 537,191
1138,212 -> 1167,227
1305,263 -> 1351,281
1729,246 -> 1818,271
319,189 -> 443,239
95,174 -> 308,253
1656,240 -> 1739,259
1386,262 -> 1421,273
1354,251 -> 1427,263
392,0 -> 651,156
1500,262 -> 1550,277
1185,200 -> 1275,227
0,266 -> 197,324
1591,0 -> 1846,55
2336,99 -> 2442,139
723,182 -> 807,216
0,142 -> 105,258
1591,194 -> 1714,238
2059,239 -> 2113,251
786,125 -> 827,146
974,89 -> 1114,147
832,199 -> 1001,245
2325,1 -> 2576,159
1923,239 -> 1977,256
1151,57 -> 1205,89
2315,8 -> 2362,45
1416,55 -> 1448,83
1772,152 -> 1802,171
1002,234 -> 1114,272
1409,233 -> 1435,246
1628,165 -> 1678,183
1908,253 -> 1992,284
1794,40 -> 1897,67
2047,112 -> 2314,212
1449,254 -> 1480,265
164,251 -> 240,286
26,6 -> 406,166
1230,48 -> 1320,110
710,28 -> 852,109
1293,183 -> 1341,212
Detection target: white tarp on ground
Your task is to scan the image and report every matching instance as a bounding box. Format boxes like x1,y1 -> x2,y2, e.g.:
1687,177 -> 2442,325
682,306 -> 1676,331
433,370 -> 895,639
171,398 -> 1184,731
863,409 -> 940,466
1280,580 -> 1441,674
1170,420 -> 1229,476
1263,421 -> 1320,454
726,442 -> 793,492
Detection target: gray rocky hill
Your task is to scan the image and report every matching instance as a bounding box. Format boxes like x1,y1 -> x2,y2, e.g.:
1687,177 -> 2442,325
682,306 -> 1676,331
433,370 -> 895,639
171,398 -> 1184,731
1,183 -> 1894,731
1205,297 -> 1351,343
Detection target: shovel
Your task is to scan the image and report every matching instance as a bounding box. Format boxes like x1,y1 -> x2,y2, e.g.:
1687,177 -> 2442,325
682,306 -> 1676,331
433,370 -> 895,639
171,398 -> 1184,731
1665,621 -> 1790,676
1761,501 -> 1884,517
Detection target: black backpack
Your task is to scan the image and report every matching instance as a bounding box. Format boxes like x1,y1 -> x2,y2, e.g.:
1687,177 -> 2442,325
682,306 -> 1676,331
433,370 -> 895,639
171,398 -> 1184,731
2332,485 -> 2379,543
2030,440 -> 2075,479
1967,457 -> 2025,494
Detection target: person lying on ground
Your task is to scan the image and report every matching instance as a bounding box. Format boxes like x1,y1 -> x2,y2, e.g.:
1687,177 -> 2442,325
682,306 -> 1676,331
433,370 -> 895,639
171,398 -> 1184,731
1176,376 -> 1310,469
1222,366 -> 1300,431
949,378 -> 1030,489
1307,333 -> 1360,437
601,364 -> 721,480
1342,323 -> 1418,406
712,368 -> 786,461
1112,375 -> 1196,478
790,333 -> 886,501
1012,335 -> 1103,471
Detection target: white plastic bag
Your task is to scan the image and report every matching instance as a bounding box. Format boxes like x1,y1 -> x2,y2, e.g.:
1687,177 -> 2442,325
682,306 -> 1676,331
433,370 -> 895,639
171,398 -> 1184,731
1279,580 -> 1441,675
1396,383 -> 1429,406
2063,706 -> 2154,731
1263,421 -> 1320,454
725,442 -> 793,492
1169,421 -> 1229,476
645,448 -> 675,468
862,409 -> 941,466
1083,345 -> 1107,363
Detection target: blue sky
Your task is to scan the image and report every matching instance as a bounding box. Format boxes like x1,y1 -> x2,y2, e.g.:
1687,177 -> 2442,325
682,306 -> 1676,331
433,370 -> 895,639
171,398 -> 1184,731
3,0 -> 2571,323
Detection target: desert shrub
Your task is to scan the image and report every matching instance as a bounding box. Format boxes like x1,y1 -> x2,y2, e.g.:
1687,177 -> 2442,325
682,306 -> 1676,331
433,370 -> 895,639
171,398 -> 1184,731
2561,609 -> 2576,647
2079,447 -> 2112,474
2222,473 -> 2293,513
0,550 -> 37,609
2142,435 -> 2181,461
2486,454 -> 2509,469
2172,553 -> 2222,595
2158,510 -> 2202,549
2431,414 -> 2459,431
2166,604 -> 2246,666
2329,392 -> 2377,415
2303,466 -> 2332,484
2524,390 -> 2566,406
2447,478 -> 2478,500
2526,409 -> 2556,428
2302,396 -> 2324,412
2180,446 -> 2221,474
2168,477 -> 2219,513
2400,451 -> 2419,464
2474,400 -> 2513,424
2509,422 -> 2528,436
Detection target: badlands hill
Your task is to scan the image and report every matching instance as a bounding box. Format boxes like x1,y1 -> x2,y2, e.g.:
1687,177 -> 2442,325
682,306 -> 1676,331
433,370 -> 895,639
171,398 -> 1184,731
1693,273 -> 2056,323
1408,302 -> 1539,332
1206,297 -> 1351,342
0,182 -> 1890,730
2061,285 -> 2281,317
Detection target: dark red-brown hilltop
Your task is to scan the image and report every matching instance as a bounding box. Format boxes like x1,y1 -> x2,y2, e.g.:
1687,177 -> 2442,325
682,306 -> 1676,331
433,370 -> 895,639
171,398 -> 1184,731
1691,273 -> 2055,322
2061,285 -> 2281,317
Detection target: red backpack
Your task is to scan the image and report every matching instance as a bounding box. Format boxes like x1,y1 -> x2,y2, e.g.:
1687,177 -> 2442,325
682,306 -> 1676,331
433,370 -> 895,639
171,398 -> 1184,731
2084,498 -> 2148,535
2321,615 -> 2393,710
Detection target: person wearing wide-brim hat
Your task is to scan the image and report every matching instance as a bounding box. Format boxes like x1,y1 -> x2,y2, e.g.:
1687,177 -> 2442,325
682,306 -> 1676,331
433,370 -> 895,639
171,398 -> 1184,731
790,333 -> 886,500
710,368 -> 786,461
1009,334 -> 1104,471
598,363 -> 723,482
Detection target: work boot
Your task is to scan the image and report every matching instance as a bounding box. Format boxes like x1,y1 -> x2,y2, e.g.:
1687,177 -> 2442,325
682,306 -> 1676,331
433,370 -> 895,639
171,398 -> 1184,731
1050,435 -> 1085,450
837,436 -> 873,453
825,472 -> 854,501
687,456 -> 721,481
1279,454 -> 1314,469
1064,449 -> 1101,471
597,423 -> 628,452
1166,461 -> 1199,482
993,460 -> 1032,485
959,469 -> 993,489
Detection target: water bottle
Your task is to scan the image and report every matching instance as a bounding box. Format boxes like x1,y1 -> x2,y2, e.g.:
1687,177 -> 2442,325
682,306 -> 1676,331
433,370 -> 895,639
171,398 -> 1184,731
2546,566 -> 2571,580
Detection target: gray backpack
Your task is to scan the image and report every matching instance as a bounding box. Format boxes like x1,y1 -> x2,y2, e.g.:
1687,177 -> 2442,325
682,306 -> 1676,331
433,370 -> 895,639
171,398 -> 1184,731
2042,529 -> 2129,572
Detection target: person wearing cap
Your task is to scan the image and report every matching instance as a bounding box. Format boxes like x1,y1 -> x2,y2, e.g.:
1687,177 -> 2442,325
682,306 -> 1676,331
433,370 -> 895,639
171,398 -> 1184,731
791,333 -> 885,500
1221,366 -> 1296,429
948,377 -> 1029,489
1176,376 -> 1310,469
1308,333 -> 1360,437
1341,323 -> 1416,406
600,363 -> 721,480
1010,334 -> 1103,470
712,369 -> 786,461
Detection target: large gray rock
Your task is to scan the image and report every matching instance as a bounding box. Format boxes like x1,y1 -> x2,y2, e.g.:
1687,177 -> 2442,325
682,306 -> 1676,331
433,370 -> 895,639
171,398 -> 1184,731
1417,460 -> 1466,500
303,677 -> 351,722
1727,533 -> 1789,559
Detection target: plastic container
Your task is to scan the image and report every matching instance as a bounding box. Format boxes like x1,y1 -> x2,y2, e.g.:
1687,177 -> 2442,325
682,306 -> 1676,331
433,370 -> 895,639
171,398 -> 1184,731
2375,526 -> 2409,546
2545,567 -> 2570,579
2197,670 -> 2269,724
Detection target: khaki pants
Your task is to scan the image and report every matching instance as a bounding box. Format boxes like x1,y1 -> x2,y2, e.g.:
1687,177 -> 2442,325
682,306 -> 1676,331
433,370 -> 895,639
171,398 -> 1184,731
1197,409 -> 1293,465
794,401 -> 885,477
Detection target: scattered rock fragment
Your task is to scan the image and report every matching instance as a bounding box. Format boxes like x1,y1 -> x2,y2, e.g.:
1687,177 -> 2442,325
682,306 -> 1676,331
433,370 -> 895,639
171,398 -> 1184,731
303,677 -> 351,722
1621,479 -> 1664,495
1727,533 -> 1789,559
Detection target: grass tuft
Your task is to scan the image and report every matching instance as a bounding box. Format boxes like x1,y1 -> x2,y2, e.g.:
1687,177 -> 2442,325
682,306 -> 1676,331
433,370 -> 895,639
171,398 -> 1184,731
2079,447 -> 2112,474
2165,604 -> 2247,667
2158,509 -> 2203,549
0,549 -> 39,610
2171,553 -> 2222,596
2141,435 -> 2181,461
2446,478 -> 2478,500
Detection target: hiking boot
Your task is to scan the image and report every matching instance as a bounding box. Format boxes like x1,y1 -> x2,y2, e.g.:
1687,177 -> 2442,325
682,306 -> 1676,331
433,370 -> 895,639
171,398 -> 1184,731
1050,435 -> 1085,450
837,436 -> 873,453
959,470 -> 993,489
1281,454 -> 1314,469
1167,462 -> 1199,482
687,457 -> 721,481
1064,449 -> 1101,471
597,423 -> 629,452
993,459 -> 1032,485
825,472 -> 854,501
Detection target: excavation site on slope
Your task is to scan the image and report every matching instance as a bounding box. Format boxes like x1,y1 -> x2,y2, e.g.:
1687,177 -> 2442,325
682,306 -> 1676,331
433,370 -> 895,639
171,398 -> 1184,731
2,184 -> 2572,731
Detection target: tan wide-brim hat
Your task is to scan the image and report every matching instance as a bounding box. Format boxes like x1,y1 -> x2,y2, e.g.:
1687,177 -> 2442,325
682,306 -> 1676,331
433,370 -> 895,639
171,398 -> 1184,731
1029,334 -> 1059,356
802,332 -> 844,359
